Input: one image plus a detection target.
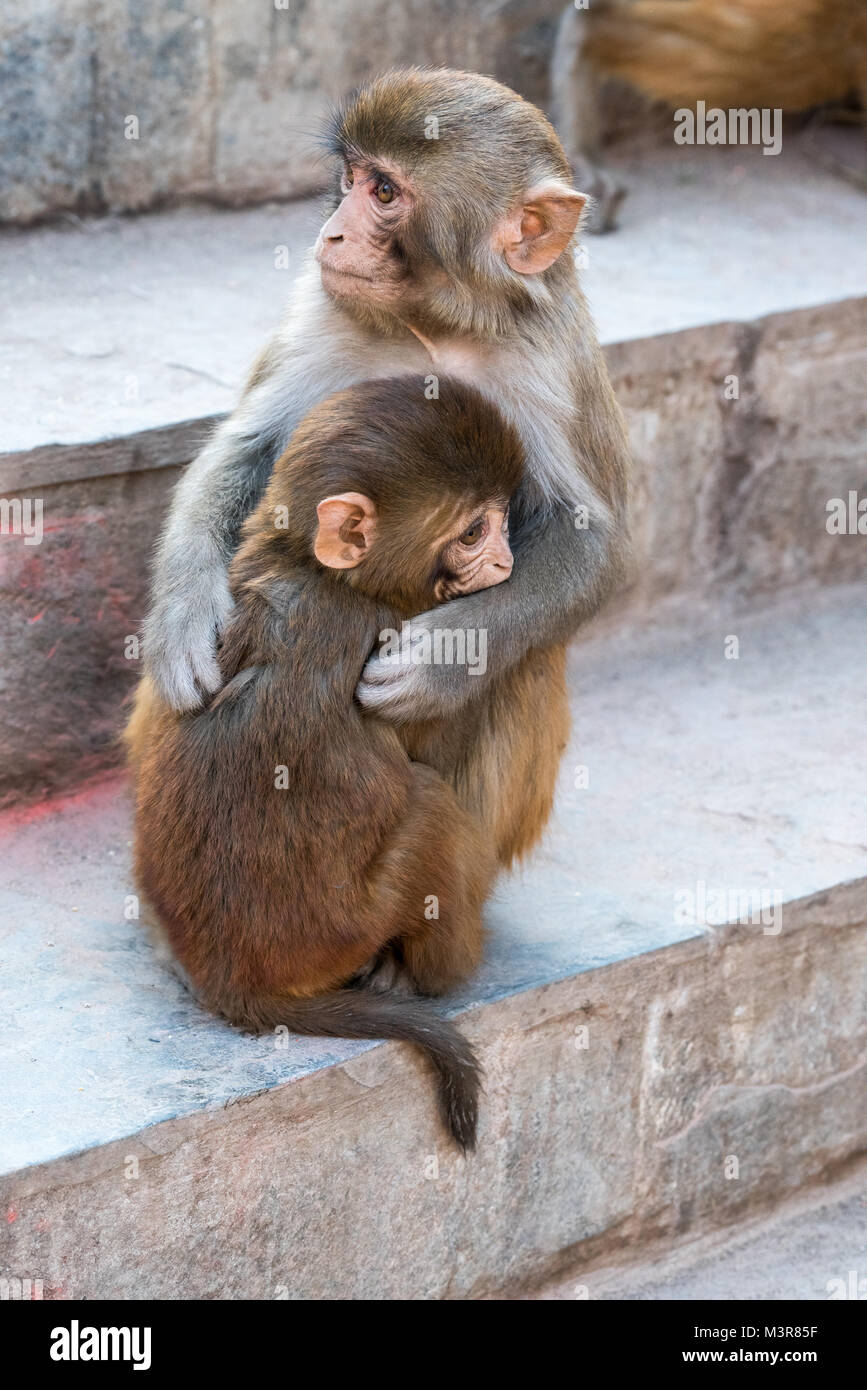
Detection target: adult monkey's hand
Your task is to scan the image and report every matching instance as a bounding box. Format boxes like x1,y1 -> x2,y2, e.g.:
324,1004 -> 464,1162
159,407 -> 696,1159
143,454 -> 238,709
357,505 -> 616,722
144,563 -> 233,710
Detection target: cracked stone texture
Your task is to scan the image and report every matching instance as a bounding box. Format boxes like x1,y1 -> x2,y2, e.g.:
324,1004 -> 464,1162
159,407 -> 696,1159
0,0 -> 557,224
0,586 -> 865,1297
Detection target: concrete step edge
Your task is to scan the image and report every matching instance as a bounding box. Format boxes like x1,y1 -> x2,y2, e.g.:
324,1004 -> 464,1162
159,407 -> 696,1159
1,871 -> 864,1297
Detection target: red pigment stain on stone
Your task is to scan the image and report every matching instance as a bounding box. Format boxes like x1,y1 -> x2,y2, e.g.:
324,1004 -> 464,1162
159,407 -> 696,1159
0,772 -> 128,830
6,1206 -> 18,1222
28,610 -> 44,623
41,515 -> 105,534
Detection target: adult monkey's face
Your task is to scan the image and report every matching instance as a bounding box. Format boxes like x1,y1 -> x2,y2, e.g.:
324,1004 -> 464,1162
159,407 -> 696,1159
315,156 -> 424,313
314,68 -> 587,337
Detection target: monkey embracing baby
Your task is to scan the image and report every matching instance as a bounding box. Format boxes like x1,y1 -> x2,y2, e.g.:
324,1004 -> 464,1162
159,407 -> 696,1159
127,68 -> 631,1149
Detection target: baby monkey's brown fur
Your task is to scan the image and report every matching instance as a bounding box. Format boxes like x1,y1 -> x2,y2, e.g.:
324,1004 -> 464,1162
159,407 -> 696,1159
127,377 -> 527,1150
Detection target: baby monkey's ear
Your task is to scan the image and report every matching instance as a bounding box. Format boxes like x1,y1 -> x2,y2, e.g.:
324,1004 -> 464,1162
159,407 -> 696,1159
314,492 -> 378,569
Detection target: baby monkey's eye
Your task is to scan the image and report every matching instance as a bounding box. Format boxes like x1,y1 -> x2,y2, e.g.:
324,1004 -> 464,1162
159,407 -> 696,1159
458,517 -> 486,547
376,178 -> 396,204
341,165 -> 354,190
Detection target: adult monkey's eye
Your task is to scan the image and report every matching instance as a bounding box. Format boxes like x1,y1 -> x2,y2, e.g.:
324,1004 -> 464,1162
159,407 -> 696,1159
458,518 -> 486,547
376,179 -> 395,204
341,165 -> 354,190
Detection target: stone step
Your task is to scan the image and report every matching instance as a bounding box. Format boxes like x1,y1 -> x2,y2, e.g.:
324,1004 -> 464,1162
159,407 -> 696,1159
1,583 -> 864,1298
526,1162 -> 867,1300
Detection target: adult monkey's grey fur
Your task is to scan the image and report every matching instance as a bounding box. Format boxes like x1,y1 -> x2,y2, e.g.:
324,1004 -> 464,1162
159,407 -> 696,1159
143,68 -> 631,721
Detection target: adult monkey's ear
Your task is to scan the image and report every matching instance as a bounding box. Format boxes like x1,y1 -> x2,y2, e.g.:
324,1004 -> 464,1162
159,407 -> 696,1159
498,180 -> 587,275
314,492 -> 377,569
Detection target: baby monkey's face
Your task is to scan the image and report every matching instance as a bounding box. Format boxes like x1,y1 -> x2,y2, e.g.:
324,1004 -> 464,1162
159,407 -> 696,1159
313,490 -> 515,611
432,504 -> 513,601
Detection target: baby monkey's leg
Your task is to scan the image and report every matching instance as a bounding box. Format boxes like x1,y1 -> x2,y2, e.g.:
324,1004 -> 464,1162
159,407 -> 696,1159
364,762 -> 496,998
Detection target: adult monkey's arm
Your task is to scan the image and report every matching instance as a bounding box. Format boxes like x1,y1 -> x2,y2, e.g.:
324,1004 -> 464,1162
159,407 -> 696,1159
143,407 -> 279,710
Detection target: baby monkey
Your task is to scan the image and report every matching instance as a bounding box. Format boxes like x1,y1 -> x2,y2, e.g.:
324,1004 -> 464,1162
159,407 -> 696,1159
128,377 -> 522,1150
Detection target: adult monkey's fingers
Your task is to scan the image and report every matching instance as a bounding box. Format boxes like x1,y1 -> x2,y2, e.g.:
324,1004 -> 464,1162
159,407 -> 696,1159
144,567 -> 234,711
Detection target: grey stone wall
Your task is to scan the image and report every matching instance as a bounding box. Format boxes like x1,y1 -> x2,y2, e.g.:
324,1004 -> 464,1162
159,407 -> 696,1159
0,0 -> 560,224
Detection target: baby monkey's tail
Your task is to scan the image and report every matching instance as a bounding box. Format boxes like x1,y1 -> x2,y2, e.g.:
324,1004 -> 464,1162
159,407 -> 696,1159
237,989 -> 481,1152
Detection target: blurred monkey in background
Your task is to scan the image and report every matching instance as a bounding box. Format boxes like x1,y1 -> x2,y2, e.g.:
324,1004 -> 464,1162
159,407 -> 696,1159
551,0 -> 867,230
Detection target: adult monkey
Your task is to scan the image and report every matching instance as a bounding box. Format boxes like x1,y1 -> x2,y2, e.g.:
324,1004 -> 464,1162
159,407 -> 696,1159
143,68 -> 630,864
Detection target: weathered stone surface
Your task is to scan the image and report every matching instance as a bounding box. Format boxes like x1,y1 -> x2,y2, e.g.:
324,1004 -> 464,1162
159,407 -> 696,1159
0,6 -> 96,224
609,295 -> 867,604
529,1165 -> 867,1299
741,302 -> 867,593
0,0 -> 556,224
0,464 -> 179,809
0,873 -> 863,1299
